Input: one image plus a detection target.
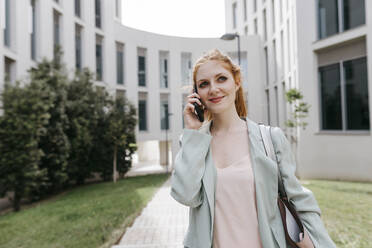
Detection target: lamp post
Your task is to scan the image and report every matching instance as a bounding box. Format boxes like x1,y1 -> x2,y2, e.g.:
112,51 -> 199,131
165,112 -> 173,174
220,33 -> 241,65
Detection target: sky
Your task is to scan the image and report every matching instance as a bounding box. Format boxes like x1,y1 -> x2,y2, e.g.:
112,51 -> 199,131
121,0 -> 226,38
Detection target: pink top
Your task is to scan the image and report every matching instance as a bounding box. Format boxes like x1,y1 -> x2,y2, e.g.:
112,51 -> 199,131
211,128 -> 263,248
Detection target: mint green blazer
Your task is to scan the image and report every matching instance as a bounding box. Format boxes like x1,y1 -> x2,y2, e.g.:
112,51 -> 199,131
170,117 -> 336,248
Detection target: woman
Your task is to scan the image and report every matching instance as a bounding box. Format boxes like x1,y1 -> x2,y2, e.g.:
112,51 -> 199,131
170,49 -> 336,248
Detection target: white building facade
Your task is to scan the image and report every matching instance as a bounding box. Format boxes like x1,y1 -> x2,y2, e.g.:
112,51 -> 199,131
0,0 -> 265,170
225,0 -> 372,181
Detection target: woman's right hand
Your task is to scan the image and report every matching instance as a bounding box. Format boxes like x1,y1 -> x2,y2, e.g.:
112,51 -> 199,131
183,92 -> 206,130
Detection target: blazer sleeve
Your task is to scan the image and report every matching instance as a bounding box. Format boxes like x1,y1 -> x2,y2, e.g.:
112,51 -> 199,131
271,127 -> 337,248
170,128 -> 212,208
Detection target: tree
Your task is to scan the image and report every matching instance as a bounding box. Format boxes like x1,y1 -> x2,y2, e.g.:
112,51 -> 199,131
28,48 -> 70,197
284,88 -> 311,178
106,95 -> 138,182
0,80 -> 52,211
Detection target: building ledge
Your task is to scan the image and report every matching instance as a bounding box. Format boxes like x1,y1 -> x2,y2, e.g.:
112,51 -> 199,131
312,25 -> 367,53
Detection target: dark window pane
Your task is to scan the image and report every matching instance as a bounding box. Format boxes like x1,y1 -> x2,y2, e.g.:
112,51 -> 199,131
75,0 -> 81,17
96,43 -> 102,80
319,63 -> 342,130
4,0 -> 10,47
116,50 -> 123,84
138,56 -> 146,86
343,0 -> 365,30
139,100 -> 147,131
343,57 -> 370,130
95,0 -> 101,28
318,0 -> 339,39
31,0 -> 36,60
75,26 -> 82,70
161,102 -> 169,130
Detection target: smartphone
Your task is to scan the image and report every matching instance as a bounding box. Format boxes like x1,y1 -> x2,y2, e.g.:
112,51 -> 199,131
193,84 -> 204,122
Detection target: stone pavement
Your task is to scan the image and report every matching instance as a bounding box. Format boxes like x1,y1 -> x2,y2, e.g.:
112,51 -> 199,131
112,177 -> 188,248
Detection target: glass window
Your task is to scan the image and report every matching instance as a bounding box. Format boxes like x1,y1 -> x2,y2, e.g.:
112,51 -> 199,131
138,56 -> 146,86
254,18 -> 258,34
4,0 -> 11,46
232,2 -> 237,29
343,57 -> 369,130
116,43 -> 124,85
243,0 -> 247,21
31,0 -> 37,60
181,53 -> 192,85
139,100 -> 147,131
53,11 -> 61,57
263,9 -> 267,41
160,52 -> 168,88
343,0 -> 365,30
75,25 -> 82,70
95,0 -> 101,28
266,89 -> 271,125
75,0 -> 81,17
264,47 -> 269,85
253,0 -> 257,12
318,0 -> 339,39
161,100 -> 169,130
319,63 -> 342,130
271,0 -> 275,32
96,36 -> 103,81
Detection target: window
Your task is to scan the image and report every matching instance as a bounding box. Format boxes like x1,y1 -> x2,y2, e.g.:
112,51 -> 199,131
244,25 -> 248,35
243,0 -> 247,21
75,24 -> 82,70
273,39 -> 277,82
96,35 -> 103,81
53,10 -> 61,58
271,0 -> 275,32
160,97 -> 170,130
318,0 -> 365,39
266,89 -> 271,125
253,0 -> 257,12
95,0 -> 101,28
138,99 -> 147,131
280,31 -> 284,76
31,0 -> 37,60
138,48 -> 146,86
279,0 -> 283,23
274,86 -> 279,126
115,0 -> 121,19
116,43 -> 124,85
287,19 -> 291,71
181,52 -> 192,85
232,2 -> 237,29
319,57 -> 369,130
75,0 -> 81,17
4,57 -> 15,83
343,0 -> 365,30
318,0 -> 339,39
4,0 -> 11,47
263,9 -> 267,41
282,81 -> 287,124
264,47 -> 269,85
254,18 -> 258,34
159,52 -> 169,88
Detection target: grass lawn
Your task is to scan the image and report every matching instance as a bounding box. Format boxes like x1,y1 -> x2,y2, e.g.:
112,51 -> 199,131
0,173 -> 170,248
305,180 -> 372,248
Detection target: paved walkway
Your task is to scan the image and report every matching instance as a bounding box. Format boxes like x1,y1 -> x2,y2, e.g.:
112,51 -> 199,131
112,177 -> 188,248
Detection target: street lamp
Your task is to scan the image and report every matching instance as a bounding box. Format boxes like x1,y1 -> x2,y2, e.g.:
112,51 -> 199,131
165,112 -> 173,174
220,33 -> 241,65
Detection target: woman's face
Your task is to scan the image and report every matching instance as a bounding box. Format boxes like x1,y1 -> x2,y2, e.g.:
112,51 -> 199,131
195,60 -> 240,115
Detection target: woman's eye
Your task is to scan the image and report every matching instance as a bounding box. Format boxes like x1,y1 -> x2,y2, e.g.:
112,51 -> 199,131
200,81 -> 208,87
218,76 -> 227,81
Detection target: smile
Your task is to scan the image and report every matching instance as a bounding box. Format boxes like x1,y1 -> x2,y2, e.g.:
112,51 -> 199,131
209,96 -> 224,103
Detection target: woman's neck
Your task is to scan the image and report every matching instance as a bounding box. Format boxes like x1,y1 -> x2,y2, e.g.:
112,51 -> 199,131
210,111 -> 246,136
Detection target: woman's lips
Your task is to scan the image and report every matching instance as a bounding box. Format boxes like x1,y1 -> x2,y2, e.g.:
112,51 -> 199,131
209,96 -> 224,103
